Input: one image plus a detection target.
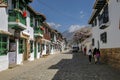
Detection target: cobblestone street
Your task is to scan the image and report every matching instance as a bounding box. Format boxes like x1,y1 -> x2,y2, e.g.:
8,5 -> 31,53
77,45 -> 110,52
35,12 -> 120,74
0,51 -> 120,80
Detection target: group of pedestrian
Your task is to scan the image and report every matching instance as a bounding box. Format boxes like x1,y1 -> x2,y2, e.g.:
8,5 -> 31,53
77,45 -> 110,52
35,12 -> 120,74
87,48 -> 100,64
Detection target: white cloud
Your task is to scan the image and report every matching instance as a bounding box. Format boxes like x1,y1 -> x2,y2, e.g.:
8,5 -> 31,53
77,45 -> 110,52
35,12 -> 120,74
80,14 -> 85,18
68,25 -> 85,32
80,11 -> 83,14
47,22 -> 61,29
80,11 -> 85,18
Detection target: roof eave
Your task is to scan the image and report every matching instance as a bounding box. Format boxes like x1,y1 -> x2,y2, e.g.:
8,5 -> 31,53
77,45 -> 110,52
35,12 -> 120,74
88,9 -> 97,24
27,5 -> 36,15
93,0 -> 106,9
36,13 -> 46,21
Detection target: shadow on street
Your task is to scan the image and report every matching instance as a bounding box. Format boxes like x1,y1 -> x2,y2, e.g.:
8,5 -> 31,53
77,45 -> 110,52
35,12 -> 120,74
48,51 -> 120,80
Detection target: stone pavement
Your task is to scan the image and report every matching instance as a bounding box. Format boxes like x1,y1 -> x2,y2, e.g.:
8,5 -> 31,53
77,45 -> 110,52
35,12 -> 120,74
0,51 -> 120,80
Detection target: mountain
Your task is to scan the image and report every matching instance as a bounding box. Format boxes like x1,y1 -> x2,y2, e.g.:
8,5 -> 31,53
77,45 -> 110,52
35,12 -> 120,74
62,26 -> 92,45
62,30 -> 74,41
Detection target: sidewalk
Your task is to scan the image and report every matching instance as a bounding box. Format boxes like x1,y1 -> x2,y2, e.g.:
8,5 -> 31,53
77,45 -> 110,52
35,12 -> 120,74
0,50 -> 69,80
0,54 -> 56,80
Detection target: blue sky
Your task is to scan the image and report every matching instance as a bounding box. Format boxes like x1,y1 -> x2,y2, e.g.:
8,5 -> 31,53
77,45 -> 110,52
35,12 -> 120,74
30,0 -> 95,33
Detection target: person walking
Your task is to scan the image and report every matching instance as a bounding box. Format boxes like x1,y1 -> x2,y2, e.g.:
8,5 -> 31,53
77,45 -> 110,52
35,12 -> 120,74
84,47 -> 87,55
88,49 -> 92,64
96,49 -> 100,64
93,48 -> 97,64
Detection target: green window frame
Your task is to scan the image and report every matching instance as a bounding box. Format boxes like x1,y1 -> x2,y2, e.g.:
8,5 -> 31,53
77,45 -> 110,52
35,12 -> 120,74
38,43 -> 40,52
0,35 -> 8,56
19,39 -> 24,53
30,41 -> 33,53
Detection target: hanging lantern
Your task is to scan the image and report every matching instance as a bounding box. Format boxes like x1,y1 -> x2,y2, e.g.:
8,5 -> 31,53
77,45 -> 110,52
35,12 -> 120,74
23,10 -> 27,18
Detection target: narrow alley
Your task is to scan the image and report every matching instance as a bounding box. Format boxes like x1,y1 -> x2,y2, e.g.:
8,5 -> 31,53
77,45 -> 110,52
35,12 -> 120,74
0,51 -> 120,80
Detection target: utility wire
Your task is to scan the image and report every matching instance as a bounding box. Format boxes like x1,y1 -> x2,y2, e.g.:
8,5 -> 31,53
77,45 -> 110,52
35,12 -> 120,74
30,1 -> 54,23
35,0 -> 81,22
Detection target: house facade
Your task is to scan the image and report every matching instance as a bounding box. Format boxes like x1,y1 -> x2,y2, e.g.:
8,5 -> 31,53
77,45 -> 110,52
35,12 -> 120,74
0,0 -> 64,72
0,0 -> 33,71
8,0 -> 34,66
88,0 -> 120,68
0,0 -> 11,71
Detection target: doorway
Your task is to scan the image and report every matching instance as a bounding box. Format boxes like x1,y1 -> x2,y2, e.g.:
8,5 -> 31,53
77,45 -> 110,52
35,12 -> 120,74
9,38 -> 17,68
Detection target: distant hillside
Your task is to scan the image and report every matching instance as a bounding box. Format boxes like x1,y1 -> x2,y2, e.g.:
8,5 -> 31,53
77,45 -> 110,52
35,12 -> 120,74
62,30 -> 74,41
62,26 -> 92,45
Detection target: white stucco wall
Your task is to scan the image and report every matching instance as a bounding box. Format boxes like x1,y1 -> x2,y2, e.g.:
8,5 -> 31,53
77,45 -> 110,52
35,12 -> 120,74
29,45 -> 34,61
17,54 -> 23,64
51,46 -> 54,54
26,10 -> 34,39
37,52 -> 41,59
22,11 -> 34,39
0,8 -> 9,71
92,0 -> 120,49
29,52 -> 34,61
100,0 -> 120,48
92,26 -> 100,49
86,42 -> 92,55
16,39 -> 23,65
0,55 -> 9,71
0,8 -> 8,31
36,42 -> 41,59
29,42 -> 34,61
42,44 -> 46,55
26,10 -> 34,61
54,34 -> 57,42
34,42 -> 40,59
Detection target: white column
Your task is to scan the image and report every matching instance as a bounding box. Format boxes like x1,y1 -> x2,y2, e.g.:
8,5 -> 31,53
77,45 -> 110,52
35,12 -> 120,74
45,43 -> 46,55
15,39 -> 18,64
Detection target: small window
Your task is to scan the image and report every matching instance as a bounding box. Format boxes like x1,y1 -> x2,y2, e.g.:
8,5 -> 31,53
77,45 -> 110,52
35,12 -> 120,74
0,35 -> 8,56
100,32 -> 107,43
30,41 -> 33,53
19,39 -> 24,53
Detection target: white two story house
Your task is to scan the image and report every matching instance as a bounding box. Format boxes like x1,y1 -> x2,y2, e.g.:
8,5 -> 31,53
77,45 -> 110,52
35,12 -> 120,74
88,0 -> 120,68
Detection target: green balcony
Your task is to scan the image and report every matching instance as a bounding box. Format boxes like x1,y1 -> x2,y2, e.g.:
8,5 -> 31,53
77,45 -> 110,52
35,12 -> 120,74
8,10 -> 26,30
34,28 -> 44,37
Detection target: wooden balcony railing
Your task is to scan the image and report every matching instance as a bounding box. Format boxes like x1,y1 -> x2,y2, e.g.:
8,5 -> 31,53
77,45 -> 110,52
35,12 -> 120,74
8,10 -> 26,25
